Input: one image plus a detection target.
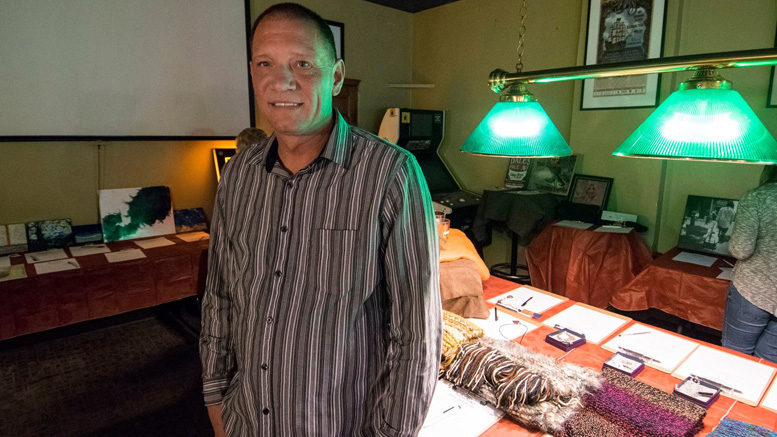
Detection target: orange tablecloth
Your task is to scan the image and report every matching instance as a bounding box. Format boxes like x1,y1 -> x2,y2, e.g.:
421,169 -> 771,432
477,276 -> 777,436
611,247 -> 732,331
525,223 -> 653,308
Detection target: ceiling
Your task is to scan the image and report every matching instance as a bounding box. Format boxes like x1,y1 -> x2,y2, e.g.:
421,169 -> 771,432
361,0 -> 461,13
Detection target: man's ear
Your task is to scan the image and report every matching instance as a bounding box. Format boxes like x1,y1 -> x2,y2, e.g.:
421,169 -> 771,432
332,59 -> 345,97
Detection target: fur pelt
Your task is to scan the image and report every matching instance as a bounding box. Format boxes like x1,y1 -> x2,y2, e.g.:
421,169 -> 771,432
443,337 -> 602,434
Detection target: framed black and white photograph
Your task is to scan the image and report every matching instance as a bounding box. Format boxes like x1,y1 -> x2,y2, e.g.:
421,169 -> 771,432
569,174 -> 614,210
581,0 -> 667,110
525,155 -> 578,196
678,195 -> 739,256
326,20 -> 344,60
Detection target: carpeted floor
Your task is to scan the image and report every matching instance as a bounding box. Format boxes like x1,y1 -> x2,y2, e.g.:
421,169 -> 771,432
0,302 -> 213,437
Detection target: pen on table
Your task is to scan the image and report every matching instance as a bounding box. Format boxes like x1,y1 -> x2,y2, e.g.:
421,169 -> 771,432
619,331 -> 650,337
520,296 -> 533,307
499,302 -> 541,318
691,374 -> 743,394
494,307 -> 498,321
442,406 -> 455,414
721,259 -> 734,267
618,346 -> 661,364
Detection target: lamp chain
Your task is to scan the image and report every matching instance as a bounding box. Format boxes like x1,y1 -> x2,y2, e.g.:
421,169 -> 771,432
515,0 -> 527,72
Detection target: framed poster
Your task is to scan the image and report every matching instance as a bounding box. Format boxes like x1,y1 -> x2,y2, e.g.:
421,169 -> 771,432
569,174 -> 614,210
678,195 -> 739,257
768,22 -> 777,107
326,20 -> 344,60
525,155 -> 578,196
581,0 -> 667,110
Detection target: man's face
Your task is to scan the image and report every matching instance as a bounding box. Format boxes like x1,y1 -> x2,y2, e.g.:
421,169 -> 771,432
250,17 -> 344,137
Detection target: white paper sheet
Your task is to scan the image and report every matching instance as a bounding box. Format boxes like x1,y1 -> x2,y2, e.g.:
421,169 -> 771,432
176,231 -> 210,242
672,251 -> 717,267
759,376 -> 777,413
554,220 -> 593,230
468,310 -> 539,341
25,248 -> 68,264
602,323 -> 699,373
34,258 -> 80,275
69,244 -> 111,257
105,249 -> 147,263
487,286 -> 565,315
673,346 -> 776,406
542,304 -> 629,344
717,267 -> 733,280
594,225 -> 633,234
134,237 -> 175,249
0,264 -> 27,282
419,380 -> 504,437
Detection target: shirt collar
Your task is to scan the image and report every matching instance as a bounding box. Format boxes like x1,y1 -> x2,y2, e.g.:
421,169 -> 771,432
250,111 -> 353,173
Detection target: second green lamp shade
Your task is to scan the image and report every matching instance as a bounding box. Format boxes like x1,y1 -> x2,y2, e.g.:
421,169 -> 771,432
460,101 -> 572,157
613,88 -> 777,164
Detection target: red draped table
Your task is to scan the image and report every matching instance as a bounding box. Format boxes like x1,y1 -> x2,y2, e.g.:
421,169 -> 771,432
611,247 -> 732,331
476,276 -> 777,436
0,236 -> 209,341
525,223 -> 653,308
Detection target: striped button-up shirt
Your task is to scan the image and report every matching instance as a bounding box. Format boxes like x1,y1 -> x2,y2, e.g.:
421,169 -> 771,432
200,113 -> 442,436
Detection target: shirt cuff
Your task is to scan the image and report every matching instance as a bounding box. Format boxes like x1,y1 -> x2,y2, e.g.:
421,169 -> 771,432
203,377 -> 232,406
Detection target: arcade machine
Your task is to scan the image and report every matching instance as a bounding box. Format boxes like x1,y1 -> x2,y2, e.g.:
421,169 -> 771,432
378,108 -> 481,231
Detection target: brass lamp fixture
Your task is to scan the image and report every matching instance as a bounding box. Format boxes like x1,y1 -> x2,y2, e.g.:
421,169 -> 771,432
478,47 -> 777,164
459,0 -> 573,158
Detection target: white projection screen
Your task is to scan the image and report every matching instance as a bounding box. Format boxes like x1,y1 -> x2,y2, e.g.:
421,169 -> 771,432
0,0 -> 252,140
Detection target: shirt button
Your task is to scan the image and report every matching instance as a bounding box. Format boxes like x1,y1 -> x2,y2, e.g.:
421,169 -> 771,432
261,363 -> 268,370
262,407 -> 270,415
286,181 -> 293,188
266,316 -> 273,324
280,225 -> 288,232
274,270 -> 282,278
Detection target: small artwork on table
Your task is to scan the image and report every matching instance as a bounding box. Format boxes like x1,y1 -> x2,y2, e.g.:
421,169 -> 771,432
569,174 -> 614,210
213,148 -> 237,182
174,208 -> 208,233
504,157 -> 531,190
0,223 -> 29,255
678,195 -> 739,257
525,155 -> 578,196
99,186 -> 175,243
26,219 -> 75,252
73,224 -> 103,244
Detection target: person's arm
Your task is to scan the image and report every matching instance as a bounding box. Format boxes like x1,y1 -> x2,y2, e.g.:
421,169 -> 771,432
377,155 -> 442,437
729,190 -> 758,260
199,183 -> 236,434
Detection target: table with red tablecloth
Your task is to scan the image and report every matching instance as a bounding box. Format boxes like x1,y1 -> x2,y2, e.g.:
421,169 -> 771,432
0,235 -> 209,341
525,223 -> 653,308
475,275 -> 777,436
611,247 -> 732,331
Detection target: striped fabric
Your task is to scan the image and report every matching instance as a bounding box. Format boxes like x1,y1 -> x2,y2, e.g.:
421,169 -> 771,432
200,113 -> 442,436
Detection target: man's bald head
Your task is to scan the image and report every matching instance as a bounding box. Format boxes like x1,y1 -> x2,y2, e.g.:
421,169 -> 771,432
251,3 -> 337,63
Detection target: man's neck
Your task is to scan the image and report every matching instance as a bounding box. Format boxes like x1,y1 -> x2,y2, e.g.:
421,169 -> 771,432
275,119 -> 334,174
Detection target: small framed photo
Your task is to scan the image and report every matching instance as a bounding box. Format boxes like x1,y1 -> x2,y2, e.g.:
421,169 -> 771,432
525,155 -> 578,196
604,352 -> 645,377
212,148 -> 237,182
326,20 -> 344,60
673,376 -> 720,409
545,328 -> 586,351
569,174 -> 614,210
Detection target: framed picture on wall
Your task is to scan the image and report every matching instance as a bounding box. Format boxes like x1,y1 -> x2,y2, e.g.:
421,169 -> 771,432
677,195 -> 739,256
326,20 -> 344,60
525,155 -> 579,196
568,174 -> 614,210
768,23 -> 777,107
581,0 -> 667,110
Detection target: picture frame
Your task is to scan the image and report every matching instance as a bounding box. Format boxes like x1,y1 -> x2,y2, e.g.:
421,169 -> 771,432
326,20 -> 344,60
569,174 -> 614,210
678,195 -> 739,257
768,22 -> 777,107
524,155 -> 578,196
212,148 -> 237,182
581,0 -> 667,110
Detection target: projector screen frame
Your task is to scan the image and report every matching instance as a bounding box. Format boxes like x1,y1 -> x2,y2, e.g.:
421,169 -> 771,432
0,0 -> 255,143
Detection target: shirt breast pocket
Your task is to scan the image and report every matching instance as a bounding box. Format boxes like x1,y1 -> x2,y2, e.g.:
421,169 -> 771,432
308,228 -> 358,296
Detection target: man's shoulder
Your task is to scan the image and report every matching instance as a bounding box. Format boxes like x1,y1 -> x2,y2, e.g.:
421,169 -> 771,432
347,125 -> 414,164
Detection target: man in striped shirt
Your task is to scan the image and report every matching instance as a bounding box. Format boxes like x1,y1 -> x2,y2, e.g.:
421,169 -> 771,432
199,3 -> 442,436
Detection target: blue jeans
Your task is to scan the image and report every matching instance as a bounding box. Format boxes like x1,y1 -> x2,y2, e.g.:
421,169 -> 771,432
722,283 -> 777,364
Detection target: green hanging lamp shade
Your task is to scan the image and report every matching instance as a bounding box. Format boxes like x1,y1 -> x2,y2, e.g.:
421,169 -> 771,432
613,69 -> 777,164
460,83 -> 572,157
